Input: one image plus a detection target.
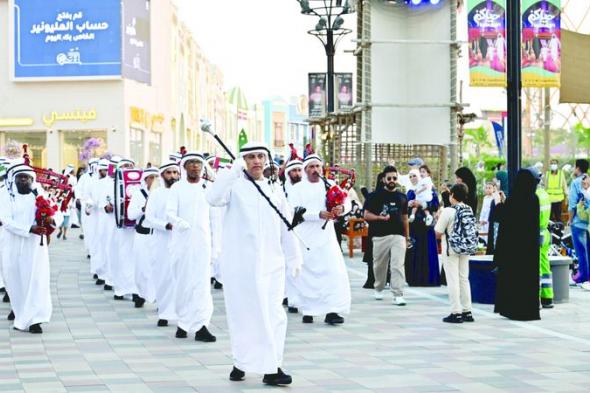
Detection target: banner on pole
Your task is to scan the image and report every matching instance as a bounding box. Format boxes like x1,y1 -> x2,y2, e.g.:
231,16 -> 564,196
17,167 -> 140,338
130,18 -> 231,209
308,73 -> 326,118
335,73 -> 353,111
522,0 -> 561,88
468,0 -> 507,87
492,121 -> 504,156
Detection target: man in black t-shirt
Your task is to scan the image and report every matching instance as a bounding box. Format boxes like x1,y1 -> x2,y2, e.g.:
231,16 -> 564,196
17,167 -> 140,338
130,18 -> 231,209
364,166 -> 410,306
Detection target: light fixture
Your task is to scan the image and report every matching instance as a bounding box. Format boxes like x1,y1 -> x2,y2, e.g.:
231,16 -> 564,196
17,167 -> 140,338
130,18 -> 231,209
410,0 -> 421,5
299,0 -> 312,14
430,0 -> 441,4
333,16 -> 344,30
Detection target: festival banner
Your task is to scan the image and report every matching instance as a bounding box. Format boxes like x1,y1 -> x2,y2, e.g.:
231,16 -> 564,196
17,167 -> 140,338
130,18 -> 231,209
522,0 -> 561,88
122,0 -> 151,84
468,0 -> 507,87
11,0 -> 122,80
335,73 -> 353,111
308,73 -> 327,118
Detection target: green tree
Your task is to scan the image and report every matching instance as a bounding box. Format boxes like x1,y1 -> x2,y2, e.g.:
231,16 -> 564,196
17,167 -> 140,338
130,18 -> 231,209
574,123 -> 590,157
464,126 -> 493,157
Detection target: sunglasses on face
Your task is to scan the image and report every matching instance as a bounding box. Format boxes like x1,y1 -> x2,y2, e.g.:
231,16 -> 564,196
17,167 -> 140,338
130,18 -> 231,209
385,176 -> 397,181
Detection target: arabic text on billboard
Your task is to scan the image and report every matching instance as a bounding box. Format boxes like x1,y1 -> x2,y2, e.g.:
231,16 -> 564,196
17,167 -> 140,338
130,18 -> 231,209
522,0 -> 561,88
12,0 -> 122,79
122,0 -> 151,84
468,0 -> 507,87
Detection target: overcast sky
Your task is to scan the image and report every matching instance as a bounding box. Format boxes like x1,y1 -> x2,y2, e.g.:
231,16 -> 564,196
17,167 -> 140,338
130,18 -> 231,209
175,0 -> 357,103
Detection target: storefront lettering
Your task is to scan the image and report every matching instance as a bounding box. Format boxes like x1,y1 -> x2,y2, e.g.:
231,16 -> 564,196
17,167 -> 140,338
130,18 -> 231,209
42,109 -> 97,127
130,106 -> 165,130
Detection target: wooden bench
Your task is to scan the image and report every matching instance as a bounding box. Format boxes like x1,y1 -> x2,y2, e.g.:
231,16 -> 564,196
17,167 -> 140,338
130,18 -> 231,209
344,218 -> 368,258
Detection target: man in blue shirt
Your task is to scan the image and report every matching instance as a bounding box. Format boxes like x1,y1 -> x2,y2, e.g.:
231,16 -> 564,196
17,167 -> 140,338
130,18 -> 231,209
568,159 -> 590,285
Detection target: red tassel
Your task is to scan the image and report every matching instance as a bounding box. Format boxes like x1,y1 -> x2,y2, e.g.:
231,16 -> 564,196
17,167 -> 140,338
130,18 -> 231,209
179,146 -> 187,156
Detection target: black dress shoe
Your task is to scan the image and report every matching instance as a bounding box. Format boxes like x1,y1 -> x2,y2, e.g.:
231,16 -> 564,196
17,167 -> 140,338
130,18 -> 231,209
80,234 -> 85,240
288,307 -> 298,314
134,297 -> 146,308
93,274 -> 98,280
229,366 -> 245,381
3,293 -> 9,303
0,287 -> 5,293
175,327 -> 188,338
213,281 -> 223,290
7,310 -> 15,321
263,368 -> 292,386
29,323 -> 43,334
541,298 -> 554,309
442,313 -> 463,324
96,279 -> 105,285
195,326 -> 216,342
86,254 -> 90,259
324,313 -> 344,325
282,298 -> 288,306
157,319 -> 168,327
302,315 -> 313,324
113,295 -> 125,301
103,285 -> 113,291
132,294 -> 139,301
461,311 -> 475,322
362,281 -> 375,289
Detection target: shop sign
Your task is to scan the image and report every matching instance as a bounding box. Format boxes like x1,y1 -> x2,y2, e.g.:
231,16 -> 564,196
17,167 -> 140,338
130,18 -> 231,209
42,109 -> 97,127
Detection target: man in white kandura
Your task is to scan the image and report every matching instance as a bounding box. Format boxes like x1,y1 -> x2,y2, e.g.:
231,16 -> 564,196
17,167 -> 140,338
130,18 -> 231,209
289,153 -> 352,325
144,161 -> 180,327
76,158 -> 99,262
87,159 -> 111,288
0,164 -> 52,334
207,142 -> 303,386
127,167 -> 159,308
281,158 -> 303,314
166,152 -> 216,342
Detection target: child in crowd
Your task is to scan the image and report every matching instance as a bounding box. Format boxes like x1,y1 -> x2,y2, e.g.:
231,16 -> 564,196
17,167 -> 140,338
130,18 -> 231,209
479,181 -> 496,234
409,165 -> 434,226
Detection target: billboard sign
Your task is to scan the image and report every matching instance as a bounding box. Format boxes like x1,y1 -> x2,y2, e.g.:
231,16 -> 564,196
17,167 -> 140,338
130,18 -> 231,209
522,0 -> 561,88
335,73 -> 353,111
122,0 -> 151,84
11,0 -> 122,80
308,73 -> 326,118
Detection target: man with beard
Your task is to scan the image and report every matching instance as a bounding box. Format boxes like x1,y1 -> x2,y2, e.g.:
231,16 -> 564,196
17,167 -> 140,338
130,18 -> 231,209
145,161 -> 180,326
207,142 -> 302,385
281,158 -> 303,313
127,168 -> 159,308
0,165 -> 52,333
363,166 -> 410,305
166,152 -> 216,342
86,159 -> 111,287
288,153 -> 351,325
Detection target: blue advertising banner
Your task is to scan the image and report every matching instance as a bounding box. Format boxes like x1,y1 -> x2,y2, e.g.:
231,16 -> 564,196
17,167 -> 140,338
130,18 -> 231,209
122,0 -> 151,84
12,0 -> 122,80
492,121 -> 504,157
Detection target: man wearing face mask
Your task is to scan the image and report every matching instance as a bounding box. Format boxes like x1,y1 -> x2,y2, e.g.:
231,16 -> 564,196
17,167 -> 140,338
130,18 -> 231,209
165,152 -> 216,342
545,159 -> 568,223
0,166 -> 52,334
363,166 -> 410,306
144,161 -> 180,327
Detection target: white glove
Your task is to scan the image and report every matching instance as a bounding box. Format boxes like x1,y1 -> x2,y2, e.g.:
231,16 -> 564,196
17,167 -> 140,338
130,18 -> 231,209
291,263 -> 303,278
177,219 -> 191,231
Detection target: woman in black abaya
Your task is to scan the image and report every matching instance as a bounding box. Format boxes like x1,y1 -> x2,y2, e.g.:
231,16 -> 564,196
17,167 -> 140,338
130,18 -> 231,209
455,167 -> 478,215
494,169 -> 540,321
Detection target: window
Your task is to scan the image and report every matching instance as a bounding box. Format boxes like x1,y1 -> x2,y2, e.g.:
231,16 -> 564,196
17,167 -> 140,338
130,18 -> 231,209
148,131 -> 162,166
130,127 -> 145,166
61,130 -> 107,170
2,131 -> 47,168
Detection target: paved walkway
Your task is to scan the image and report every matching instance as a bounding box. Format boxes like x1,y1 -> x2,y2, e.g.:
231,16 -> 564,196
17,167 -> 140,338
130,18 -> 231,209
1,229 -> 590,393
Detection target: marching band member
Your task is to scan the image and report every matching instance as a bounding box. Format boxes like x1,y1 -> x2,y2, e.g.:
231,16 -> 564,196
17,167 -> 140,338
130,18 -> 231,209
76,158 -> 99,261
207,142 -> 303,386
207,156 -> 225,290
144,161 -> 180,327
0,158 -> 7,296
288,153 -> 351,325
0,164 -> 52,333
166,152 -> 216,342
127,168 -> 159,308
109,159 -> 139,301
87,159 -> 110,287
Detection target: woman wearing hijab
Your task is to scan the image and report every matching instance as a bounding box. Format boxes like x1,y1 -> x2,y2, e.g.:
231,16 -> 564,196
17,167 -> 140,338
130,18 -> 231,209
455,167 -> 478,215
405,169 -> 440,286
494,169 -> 540,321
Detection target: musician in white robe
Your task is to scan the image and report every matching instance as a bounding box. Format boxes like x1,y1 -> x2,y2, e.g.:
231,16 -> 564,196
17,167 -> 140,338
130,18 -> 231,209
282,159 -> 303,313
289,153 -> 351,325
166,152 -> 216,342
0,158 -> 7,295
207,142 -> 303,386
0,165 -> 52,333
76,158 -> 98,262
109,158 -> 139,301
207,156 -> 225,289
127,168 -> 159,308
144,161 -> 180,327
86,159 -> 110,286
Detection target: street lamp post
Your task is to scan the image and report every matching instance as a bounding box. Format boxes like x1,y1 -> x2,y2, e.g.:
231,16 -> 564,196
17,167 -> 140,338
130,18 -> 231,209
296,0 -> 353,114
506,0 -> 522,192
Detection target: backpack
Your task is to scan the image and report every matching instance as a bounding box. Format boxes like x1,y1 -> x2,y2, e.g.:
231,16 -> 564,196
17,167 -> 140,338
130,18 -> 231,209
445,204 -> 478,256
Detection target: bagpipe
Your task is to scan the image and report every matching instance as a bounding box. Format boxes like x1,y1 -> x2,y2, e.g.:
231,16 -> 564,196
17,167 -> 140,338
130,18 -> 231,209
22,144 -> 73,213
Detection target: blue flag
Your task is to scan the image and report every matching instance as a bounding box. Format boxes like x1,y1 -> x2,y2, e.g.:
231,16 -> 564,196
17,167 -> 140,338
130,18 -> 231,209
492,121 -> 504,157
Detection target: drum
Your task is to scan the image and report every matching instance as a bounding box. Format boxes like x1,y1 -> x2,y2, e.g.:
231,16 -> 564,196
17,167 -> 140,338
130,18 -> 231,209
114,169 -> 143,228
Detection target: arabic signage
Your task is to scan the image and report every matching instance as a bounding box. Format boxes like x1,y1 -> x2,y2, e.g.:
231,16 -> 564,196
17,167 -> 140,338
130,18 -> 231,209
42,109 -> 97,127
122,0 -> 151,84
522,0 -> 561,88
12,0 -> 122,80
308,73 -> 327,118
468,0 -> 507,87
